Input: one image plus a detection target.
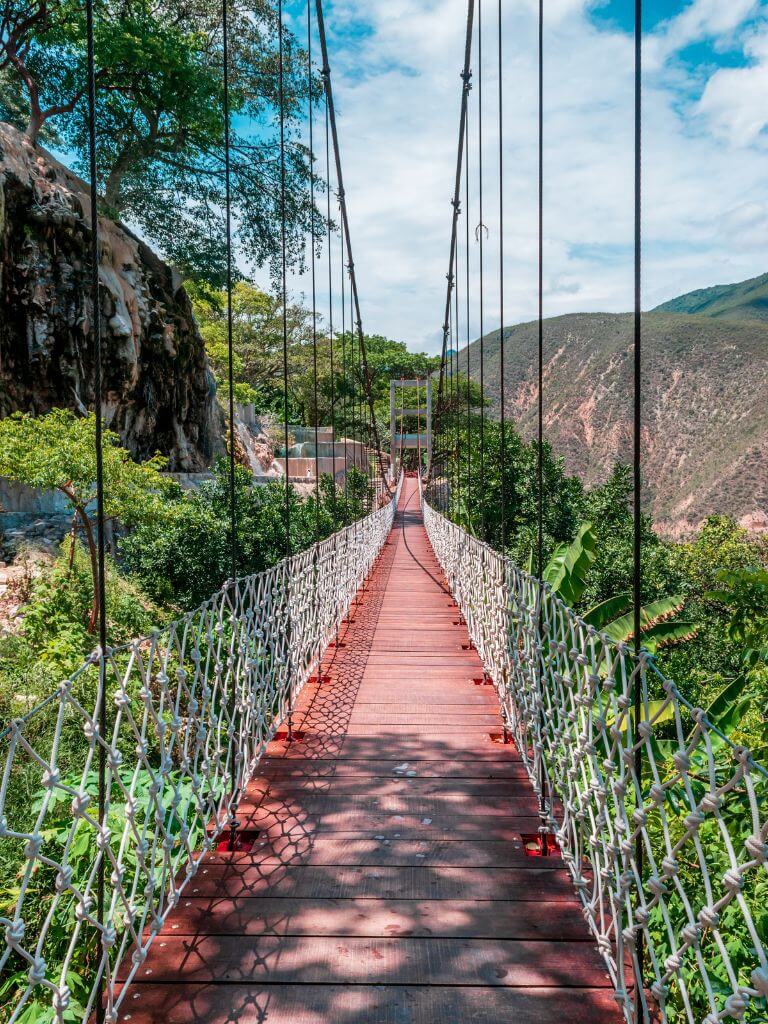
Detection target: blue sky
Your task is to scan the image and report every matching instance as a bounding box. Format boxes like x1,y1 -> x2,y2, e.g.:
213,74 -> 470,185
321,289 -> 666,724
278,0 -> 768,352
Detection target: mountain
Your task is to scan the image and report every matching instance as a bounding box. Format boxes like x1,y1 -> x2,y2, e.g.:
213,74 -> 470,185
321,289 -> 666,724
0,122 -> 223,470
462,310 -> 768,538
653,271 -> 768,323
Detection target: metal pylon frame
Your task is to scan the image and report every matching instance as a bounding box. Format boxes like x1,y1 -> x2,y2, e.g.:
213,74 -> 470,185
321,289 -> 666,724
389,378 -> 432,474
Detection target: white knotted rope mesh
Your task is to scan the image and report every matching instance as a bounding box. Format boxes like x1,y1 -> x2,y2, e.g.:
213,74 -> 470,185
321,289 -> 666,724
422,492 -> 768,1024
0,479 -> 400,1024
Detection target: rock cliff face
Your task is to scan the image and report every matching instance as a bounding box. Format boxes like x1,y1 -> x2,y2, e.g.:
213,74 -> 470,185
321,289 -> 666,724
0,122 -> 223,470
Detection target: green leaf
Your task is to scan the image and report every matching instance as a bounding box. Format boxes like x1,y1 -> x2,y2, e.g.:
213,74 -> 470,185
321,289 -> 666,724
636,620 -> 698,654
697,675 -> 751,737
602,595 -> 686,644
542,522 -> 597,605
583,593 -> 632,630
604,699 -> 676,733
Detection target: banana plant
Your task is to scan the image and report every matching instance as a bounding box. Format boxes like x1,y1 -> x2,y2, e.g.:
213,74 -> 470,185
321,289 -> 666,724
536,522 -> 696,654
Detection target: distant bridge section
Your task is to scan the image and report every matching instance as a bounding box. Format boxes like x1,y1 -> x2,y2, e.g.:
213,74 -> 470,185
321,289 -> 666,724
390,377 -> 432,471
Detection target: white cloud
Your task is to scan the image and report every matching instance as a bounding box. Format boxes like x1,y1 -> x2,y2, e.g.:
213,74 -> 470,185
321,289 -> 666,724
284,0 -> 768,353
698,30 -> 768,145
653,0 -> 758,58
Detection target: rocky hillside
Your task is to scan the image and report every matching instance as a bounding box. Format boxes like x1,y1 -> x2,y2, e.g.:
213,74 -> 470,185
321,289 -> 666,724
464,311 -> 768,538
0,122 -> 223,470
654,271 -> 768,323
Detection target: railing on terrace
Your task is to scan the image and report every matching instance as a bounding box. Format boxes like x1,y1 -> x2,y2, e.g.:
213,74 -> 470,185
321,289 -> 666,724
421,487 -> 768,1024
0,476 -> 401,1024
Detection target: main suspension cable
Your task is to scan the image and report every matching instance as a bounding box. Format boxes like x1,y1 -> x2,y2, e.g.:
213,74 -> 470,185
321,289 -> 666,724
434,0 -> 476,468
315,0 -> 388,495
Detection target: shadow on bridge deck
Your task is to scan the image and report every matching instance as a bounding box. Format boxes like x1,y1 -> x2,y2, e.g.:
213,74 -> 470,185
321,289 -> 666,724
119,478 -> 621,1024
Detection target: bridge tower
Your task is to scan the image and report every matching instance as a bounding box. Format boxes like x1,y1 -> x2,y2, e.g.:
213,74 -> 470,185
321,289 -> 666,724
389,377 -> 432,474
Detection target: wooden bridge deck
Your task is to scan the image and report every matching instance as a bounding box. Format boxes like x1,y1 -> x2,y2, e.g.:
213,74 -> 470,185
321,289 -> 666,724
123,478 -> 620,1024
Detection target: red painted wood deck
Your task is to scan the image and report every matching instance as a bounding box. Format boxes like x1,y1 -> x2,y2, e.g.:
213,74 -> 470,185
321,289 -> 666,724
122,478 -> 620,1024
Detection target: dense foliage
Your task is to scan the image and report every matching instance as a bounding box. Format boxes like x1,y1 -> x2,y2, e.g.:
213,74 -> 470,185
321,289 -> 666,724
190,280 -> 441,444
122,463 -> 371,609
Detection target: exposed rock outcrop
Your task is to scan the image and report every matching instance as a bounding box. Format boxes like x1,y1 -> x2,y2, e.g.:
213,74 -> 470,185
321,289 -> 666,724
0,122 -> 223,470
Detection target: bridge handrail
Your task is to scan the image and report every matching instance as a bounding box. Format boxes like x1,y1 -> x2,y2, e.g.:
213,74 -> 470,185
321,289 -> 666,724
421,491 -> 768,1024
0,475 -> 402,1024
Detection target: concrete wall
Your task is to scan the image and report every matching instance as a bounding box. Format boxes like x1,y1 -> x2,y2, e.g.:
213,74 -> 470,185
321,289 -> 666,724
0,478 -> 71,515
272,456 -> 353,482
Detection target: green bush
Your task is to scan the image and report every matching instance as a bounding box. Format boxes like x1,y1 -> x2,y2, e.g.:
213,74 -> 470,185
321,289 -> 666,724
121,463 -> 372,611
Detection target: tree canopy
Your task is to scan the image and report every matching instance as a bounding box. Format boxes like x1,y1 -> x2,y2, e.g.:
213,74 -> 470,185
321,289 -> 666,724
189,278 -> 442,442
0,0 -> 321,282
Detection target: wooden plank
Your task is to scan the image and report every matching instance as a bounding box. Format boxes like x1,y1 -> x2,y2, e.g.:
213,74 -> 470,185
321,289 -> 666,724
258,758 -> 527,778
153,896 -> 590,940
115,983 -> 622,1024
182,865 -> 581,901
204,838 -> 563,868
253,778 -> 528,798
238,792 -> 539,816
125,936 -> 612,987
264,736 -> 518,760
232,816 -> 546,841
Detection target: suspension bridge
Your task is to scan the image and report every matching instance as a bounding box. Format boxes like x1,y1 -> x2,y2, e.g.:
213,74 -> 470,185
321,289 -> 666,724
1,0 -> 767,1023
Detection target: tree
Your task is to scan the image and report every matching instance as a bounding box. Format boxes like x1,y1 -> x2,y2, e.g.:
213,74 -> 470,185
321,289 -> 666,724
1,0 -> 321,282
0,409 -> 177,631
189,279 -> 316,413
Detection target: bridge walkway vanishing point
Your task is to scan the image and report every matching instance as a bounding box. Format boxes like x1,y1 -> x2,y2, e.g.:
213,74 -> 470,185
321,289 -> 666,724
119,478 -> 621,1024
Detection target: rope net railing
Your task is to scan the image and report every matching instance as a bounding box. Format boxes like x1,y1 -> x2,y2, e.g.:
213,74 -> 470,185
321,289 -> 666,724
421,488 -> 768,1024
0,479 -> 400,1024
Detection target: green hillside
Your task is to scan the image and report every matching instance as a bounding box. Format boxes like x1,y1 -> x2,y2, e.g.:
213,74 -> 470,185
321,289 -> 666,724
462,311 -> 768,537
653,271 -> 768,322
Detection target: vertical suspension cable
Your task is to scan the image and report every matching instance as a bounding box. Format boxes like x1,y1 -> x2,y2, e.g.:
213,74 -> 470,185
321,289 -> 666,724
306,0 -> 322,682
477,0 -> 485,540
277,0 -> 294,740
222,0 -> 241,853
434,0 -> 475,514
223,0 -> 237,586
307,1 -> 320,525
448,281 -> 455,512
325,96 -> 337,522
454,238 -> 461,513
465,114 -> 472,532
497,0 -> 506,550
416,378 -> 422,476
340,217 -> 348,517
85,2 -> 107,1020
278,0 -> 290,555
435,0 -> 475,480
633,0 -> 645,1004
537,0 -> 544,583
535,0 -> 549,857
